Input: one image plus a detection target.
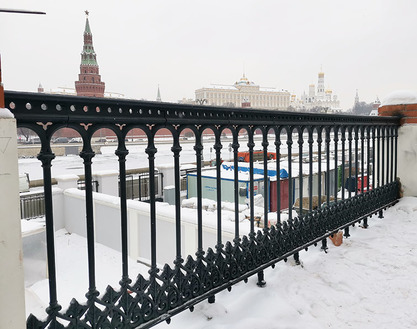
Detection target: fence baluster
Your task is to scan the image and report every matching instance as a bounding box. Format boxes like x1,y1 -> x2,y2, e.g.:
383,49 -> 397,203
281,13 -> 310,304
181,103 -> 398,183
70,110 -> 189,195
325,128 -> 331,205
215,132 -> 223,250
116,138 -> 130,284
394,126 -> 398,182
354,127 -> 359,196
381,127 -> 385,187
232,130 -> 240,243
275,129 -> 282,223
248,130 -> 255,236
172,134 -> 183,264
146,135 -> 158,271
263,129 -> 269,228
287,127 -> 293,221
38,145 -> 61,316
334,127 -> 339,202
361,127 -> 365,194
386,126 -> 390,185
366,127 -> 371,192
317,128 -> 322,207
298,127 -> 304,216
79,138 -> 99,310
194,132 -> 204,257
308,128 -> 314,211
341,127 -> 346,200
348,127 -> 353,198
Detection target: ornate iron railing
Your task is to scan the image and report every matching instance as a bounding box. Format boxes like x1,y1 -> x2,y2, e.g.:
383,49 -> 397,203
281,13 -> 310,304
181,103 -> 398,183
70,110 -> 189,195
5,91 -> 400,329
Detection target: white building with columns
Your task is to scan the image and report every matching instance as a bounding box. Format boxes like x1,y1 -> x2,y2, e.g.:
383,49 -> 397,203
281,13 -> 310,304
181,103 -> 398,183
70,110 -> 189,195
195,74 -> 291,110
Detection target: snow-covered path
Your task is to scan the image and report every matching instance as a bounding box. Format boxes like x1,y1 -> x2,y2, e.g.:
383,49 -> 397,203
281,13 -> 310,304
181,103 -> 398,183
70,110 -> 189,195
154,197 -> 417,329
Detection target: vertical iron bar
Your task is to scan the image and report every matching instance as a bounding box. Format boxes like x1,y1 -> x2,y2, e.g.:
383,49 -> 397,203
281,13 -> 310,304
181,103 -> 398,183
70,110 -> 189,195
116,140 -> 130,284
171,136 -> 182,264
232,131 -> 240,243
298,128 -> 304,216
354,127 -> 359,196
390,127 -> 394,183
287,128 -> 293,220
317,128 -> 322,208
372,127 -> 376,190
394,127 -> 398,181
348,127 -> 352,199
377,126 -> 380,188
366,127 -> 371,192
37,147 -> 61,315
215,132 -> 223,249
325,128 -> 331,205
79,141 -> 98,297
308,129 -> 313,211
194,132 -> 204,256
262,129 -> 269,228
360,127 -> 365,194
275,130 -> 281,223
146,135 -> 158,271
341,128 -> 346,200
381,127 -> 385,187
334,127 -> 339,202
386,126 -> 390,185
248,130 -> 255,235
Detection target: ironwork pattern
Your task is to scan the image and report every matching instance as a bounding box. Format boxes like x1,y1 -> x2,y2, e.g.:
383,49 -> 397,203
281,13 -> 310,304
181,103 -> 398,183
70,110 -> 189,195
5,91 -> 400,329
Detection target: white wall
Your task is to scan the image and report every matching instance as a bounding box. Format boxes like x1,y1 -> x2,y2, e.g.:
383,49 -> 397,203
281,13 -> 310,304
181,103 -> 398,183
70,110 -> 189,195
398,125 -> 417,196
59,189 -> 235,267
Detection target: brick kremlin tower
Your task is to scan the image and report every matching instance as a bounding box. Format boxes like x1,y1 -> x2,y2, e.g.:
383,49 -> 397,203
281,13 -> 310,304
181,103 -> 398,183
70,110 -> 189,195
75,11 -> 105,97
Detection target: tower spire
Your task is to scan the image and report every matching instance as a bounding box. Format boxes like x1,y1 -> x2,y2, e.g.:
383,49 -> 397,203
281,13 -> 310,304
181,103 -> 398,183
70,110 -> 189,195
156,85 -> 162,102
355,89 -> 359,104
75,11 -> 105,97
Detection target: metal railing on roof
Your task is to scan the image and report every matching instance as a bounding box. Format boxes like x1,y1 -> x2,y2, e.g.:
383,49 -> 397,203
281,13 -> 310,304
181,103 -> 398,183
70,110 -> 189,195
5,90 -> 400,329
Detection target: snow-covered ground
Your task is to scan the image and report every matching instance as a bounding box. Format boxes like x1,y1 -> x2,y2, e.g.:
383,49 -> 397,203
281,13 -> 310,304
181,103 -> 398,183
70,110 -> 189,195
25,197 -> 417,328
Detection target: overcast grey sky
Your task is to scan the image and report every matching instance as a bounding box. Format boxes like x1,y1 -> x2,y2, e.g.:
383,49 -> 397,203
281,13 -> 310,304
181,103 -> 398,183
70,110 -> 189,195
1,0 -> 417,110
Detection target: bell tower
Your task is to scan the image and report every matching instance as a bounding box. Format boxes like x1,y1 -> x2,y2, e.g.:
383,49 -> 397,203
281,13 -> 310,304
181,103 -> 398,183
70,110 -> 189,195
75,11 -> 105,97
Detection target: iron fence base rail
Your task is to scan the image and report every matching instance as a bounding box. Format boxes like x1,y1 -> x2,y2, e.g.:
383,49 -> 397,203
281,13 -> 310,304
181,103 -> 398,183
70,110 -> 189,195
27,181 -> 399,329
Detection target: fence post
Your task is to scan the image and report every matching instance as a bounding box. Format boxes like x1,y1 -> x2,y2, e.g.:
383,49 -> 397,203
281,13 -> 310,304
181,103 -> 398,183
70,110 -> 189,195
379,91 -> 417,196
0,107 -> 27,328
93,170 -> 119,197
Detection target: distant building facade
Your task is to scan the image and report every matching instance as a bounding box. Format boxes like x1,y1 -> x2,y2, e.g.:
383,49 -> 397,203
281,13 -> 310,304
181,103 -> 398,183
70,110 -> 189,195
195,74 -> 291,110
295,71 -> 341,112
74,12 -> 105,97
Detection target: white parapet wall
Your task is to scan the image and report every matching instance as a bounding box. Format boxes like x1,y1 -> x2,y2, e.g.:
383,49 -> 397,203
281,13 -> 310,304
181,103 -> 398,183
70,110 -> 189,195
0,109 -> 26,328
379,90 -> 417,197
397,125 -> 417,196
59,188 -> 237,267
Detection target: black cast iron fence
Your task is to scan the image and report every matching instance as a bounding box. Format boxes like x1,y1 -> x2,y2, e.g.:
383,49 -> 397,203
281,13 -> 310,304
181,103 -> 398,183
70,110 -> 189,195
5,91 -> 400,329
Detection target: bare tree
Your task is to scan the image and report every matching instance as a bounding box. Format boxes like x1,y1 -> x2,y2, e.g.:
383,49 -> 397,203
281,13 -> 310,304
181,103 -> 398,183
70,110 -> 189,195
17,128 -> 36,142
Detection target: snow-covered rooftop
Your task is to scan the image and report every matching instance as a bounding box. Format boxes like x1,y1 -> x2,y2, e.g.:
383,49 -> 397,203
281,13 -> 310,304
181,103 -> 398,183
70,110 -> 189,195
380,90 -> 417,106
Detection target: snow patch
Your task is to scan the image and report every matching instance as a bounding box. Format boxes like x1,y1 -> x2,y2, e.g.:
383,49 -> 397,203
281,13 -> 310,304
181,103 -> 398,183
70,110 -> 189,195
0,107 -> 14,118
380,90 -> 417,106
21,219 -> 45,236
